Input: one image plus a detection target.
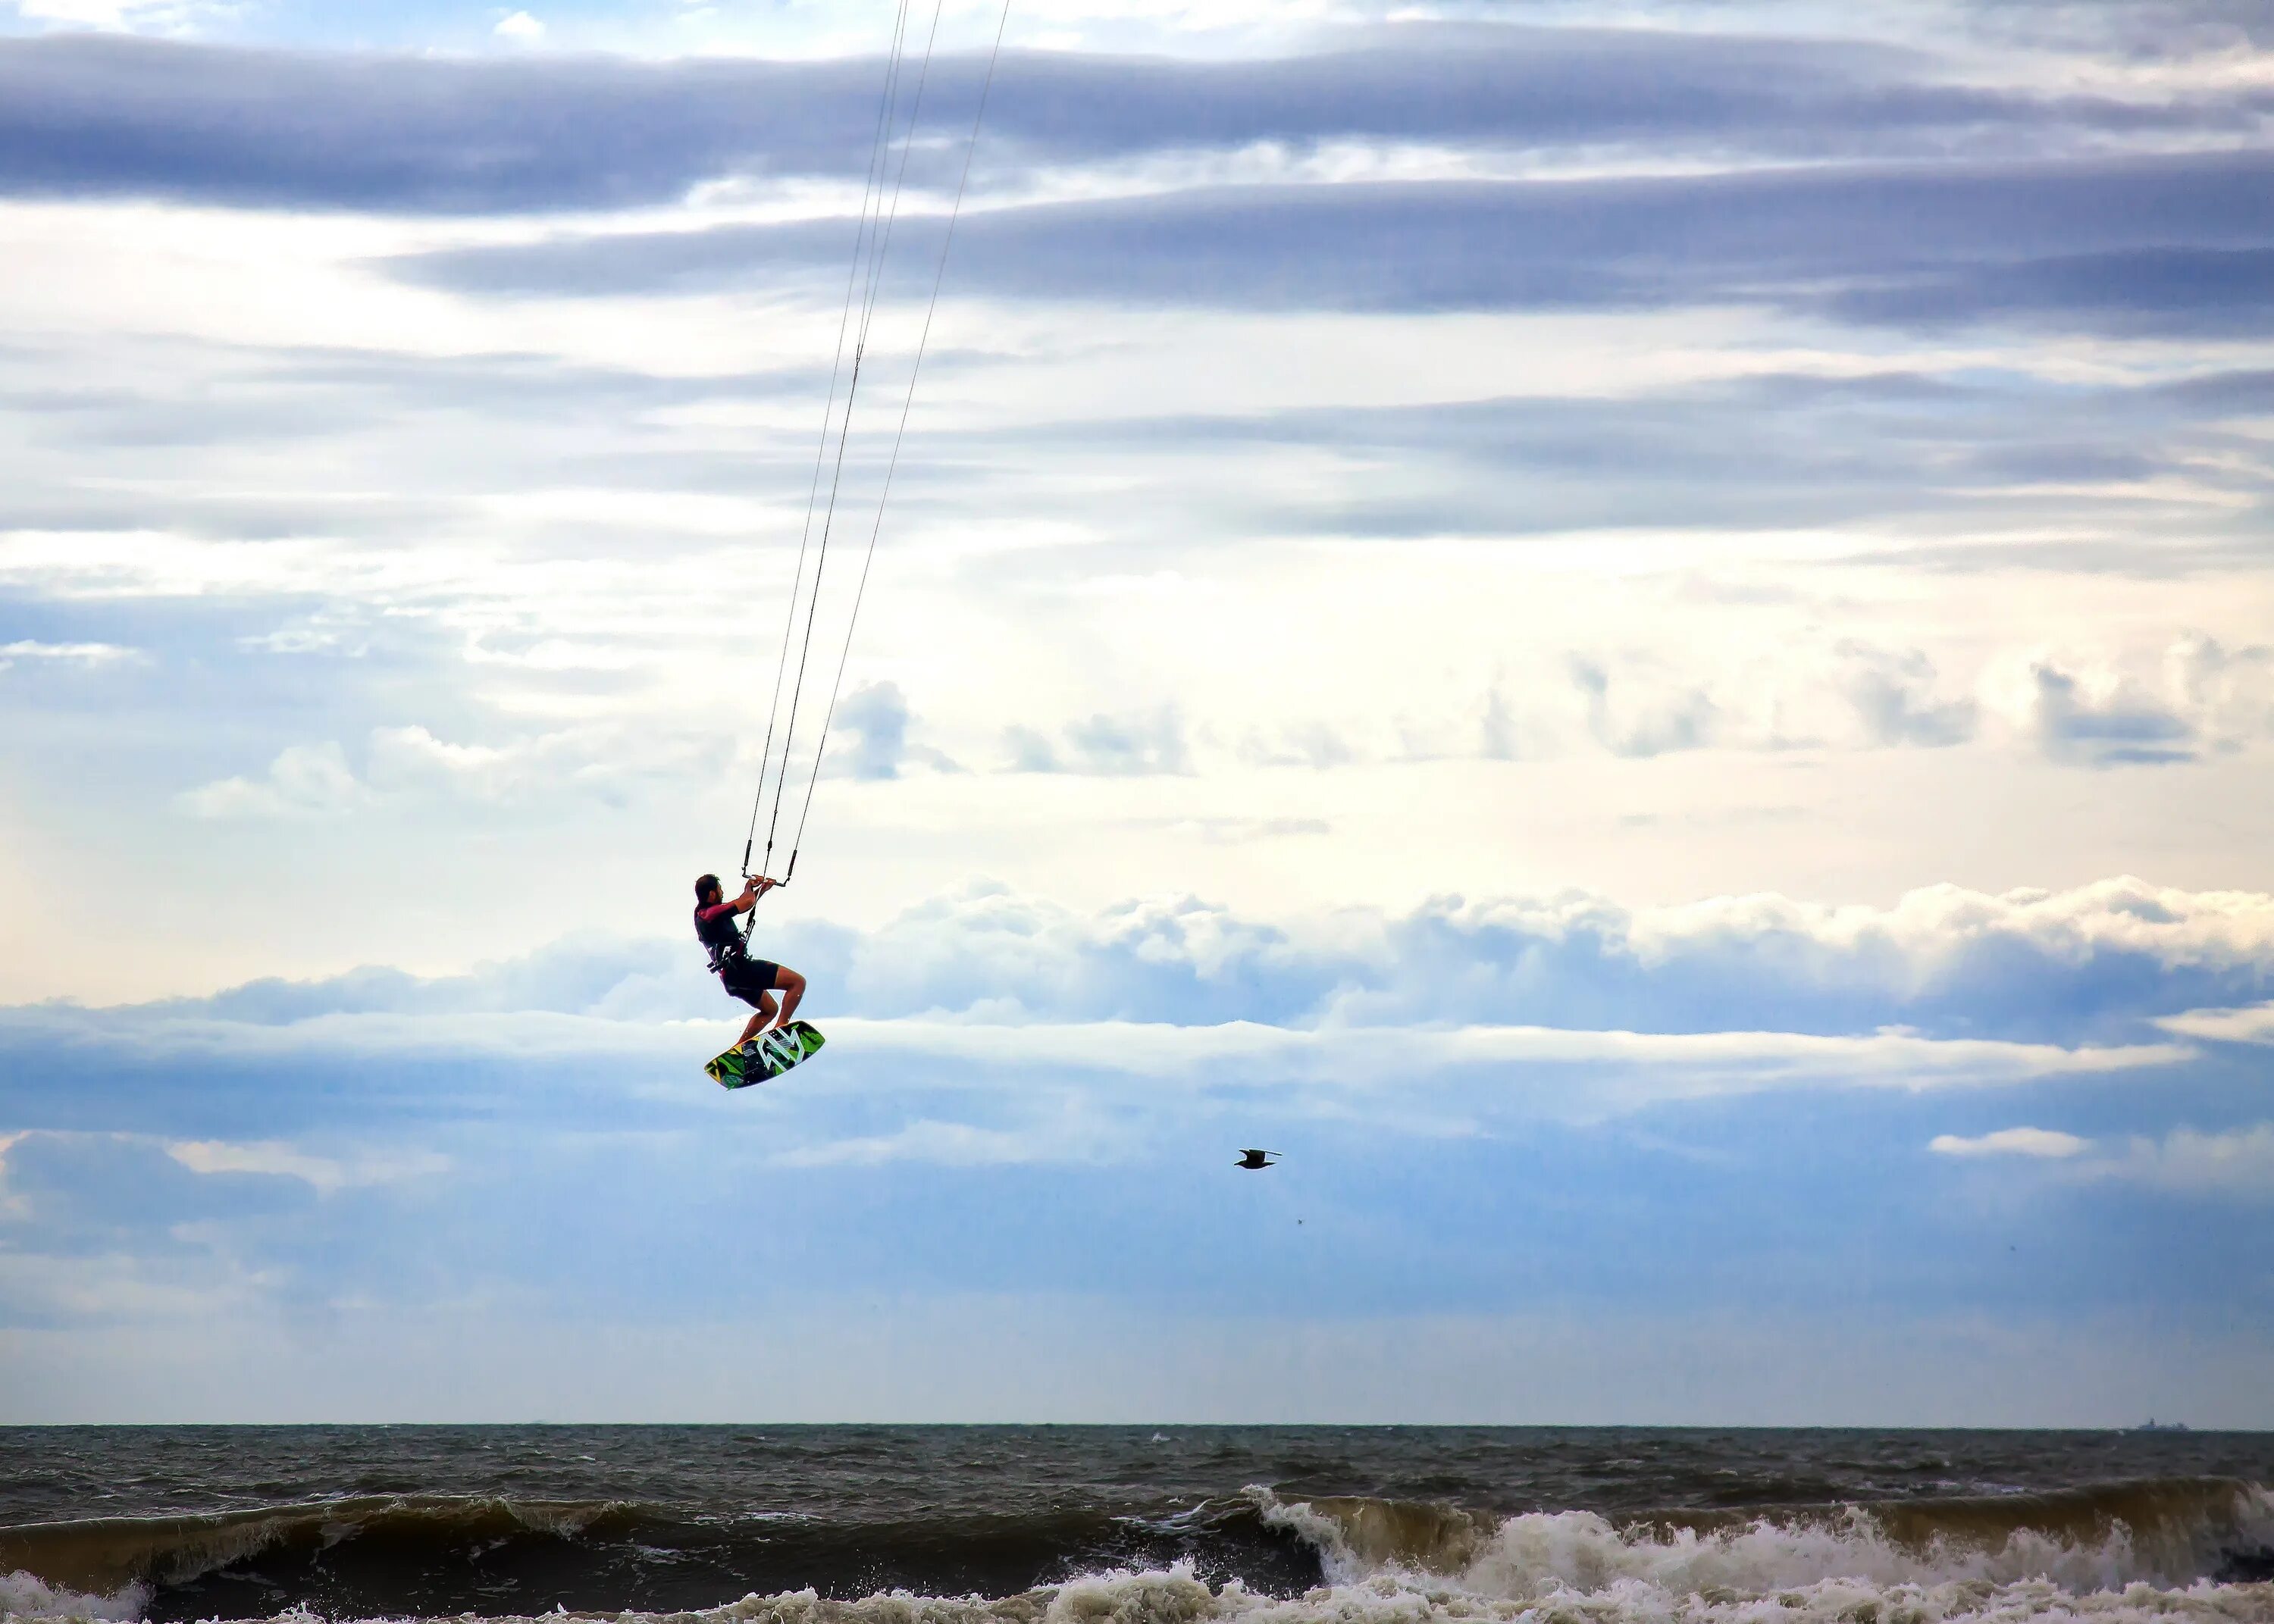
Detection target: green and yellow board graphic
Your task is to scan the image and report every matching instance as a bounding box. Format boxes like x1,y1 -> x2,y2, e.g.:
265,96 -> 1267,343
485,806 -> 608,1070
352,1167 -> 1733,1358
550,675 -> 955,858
706,1020 -> 827,1089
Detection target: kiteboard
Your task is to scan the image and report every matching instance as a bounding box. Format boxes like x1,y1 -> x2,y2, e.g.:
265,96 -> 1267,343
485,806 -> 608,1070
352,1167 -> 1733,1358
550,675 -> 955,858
706,1020 -> 826,1089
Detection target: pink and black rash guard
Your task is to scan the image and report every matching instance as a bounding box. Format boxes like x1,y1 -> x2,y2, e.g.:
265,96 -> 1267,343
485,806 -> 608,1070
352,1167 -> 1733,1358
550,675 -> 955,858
694,901 -> 746,972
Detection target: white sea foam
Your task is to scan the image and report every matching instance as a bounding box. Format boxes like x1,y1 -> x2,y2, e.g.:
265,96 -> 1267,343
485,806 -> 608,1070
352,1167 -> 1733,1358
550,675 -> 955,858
1251,1486 -> 2274,1599
271,1566 -> 2274,1624
0,1569 -> 146,1624
6,1559 -> 2273,1624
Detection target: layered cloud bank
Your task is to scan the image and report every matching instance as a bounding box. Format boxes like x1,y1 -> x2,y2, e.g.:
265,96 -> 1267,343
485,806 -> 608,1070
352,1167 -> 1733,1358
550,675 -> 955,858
3,875 -> 2271,1421
16,878 -> 2263,1200
64,872 -> 2274,1040
8,872 -> 2273,1178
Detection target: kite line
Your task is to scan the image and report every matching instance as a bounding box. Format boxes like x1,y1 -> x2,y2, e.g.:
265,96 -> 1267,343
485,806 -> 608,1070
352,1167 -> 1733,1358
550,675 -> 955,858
740,0 -> 1013,892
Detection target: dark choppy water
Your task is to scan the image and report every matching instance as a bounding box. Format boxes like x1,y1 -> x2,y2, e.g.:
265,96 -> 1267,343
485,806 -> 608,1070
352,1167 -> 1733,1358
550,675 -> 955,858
2,1426 -> 2269,1624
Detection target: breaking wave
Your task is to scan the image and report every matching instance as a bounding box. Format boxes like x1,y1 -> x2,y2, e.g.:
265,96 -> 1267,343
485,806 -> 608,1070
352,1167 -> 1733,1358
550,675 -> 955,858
1252,1475 -> 2274,1592
3,1476 -> 2269,1624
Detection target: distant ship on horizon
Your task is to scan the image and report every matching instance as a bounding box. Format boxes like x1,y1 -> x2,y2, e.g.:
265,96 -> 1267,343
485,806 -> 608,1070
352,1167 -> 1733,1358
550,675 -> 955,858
2130,1419 -> 2191,1432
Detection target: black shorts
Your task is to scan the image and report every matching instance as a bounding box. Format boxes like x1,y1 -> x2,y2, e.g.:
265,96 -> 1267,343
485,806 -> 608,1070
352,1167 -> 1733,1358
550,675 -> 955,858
719,958 -> 783,1008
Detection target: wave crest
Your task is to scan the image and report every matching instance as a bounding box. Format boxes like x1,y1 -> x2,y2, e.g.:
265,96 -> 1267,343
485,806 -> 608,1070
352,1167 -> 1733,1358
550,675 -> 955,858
1249,1478 -> 2274,1596
0,1496 -> 636,1597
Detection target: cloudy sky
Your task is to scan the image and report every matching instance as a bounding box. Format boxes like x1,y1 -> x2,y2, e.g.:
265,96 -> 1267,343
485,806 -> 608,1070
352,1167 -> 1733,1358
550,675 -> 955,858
3,0 -> 2272,1425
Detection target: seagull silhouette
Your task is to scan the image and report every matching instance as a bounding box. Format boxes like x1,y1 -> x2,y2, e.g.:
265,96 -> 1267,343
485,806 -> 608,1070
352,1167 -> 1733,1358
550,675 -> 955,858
1236,1149 -> 1280,1169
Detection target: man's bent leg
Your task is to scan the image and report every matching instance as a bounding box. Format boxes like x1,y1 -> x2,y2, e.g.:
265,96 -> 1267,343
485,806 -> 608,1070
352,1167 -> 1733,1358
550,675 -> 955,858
735,987 -> 779,1047
772,967 -> 807,1028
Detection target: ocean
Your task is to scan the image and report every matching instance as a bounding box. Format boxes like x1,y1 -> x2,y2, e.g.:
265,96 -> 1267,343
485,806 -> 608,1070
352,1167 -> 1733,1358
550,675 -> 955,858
2,1427 -> 2269,1624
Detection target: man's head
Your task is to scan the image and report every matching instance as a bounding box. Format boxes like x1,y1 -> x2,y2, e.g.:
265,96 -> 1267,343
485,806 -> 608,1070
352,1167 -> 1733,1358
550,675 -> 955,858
694,873 -> 722,907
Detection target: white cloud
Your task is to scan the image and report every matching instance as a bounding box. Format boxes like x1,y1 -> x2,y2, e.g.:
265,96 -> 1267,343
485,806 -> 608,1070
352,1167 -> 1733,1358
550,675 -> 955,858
33,868 -> 2274,1036
835,1018 -> 2188,1096
1568,656 -> 1718,758
0,1130 -> 27,1219
0,1247 -> 252,1329
493,10 -> 545,40
2006,657 -> 2194,768
0,639 -> 138,671
165,1137 -> 449,1193
826,681 -> 963,781
169,723 -> 705,819
1930,1127 -> 2090,1159
1162,815 -> 1331,843
1837,644 -> 1978,749
2157,1001 -> 2274,1044
1005,706 -> 1192,775
12,0 -> 164,26
2091,1123 -> 2274,1201
367,721 -> 711,800
1624,875 -> 2274,975
2167,633 -> 2274,750
16,1006 -> 2186,1120
1927,1116 -> 2274,1199
771,1117 -> 1084,1169
236,624 -> 362,656
1979,634 -> 2274,771
176,741 -> 363,820
367,724 -> 517,796
1237,720 -> 1355,770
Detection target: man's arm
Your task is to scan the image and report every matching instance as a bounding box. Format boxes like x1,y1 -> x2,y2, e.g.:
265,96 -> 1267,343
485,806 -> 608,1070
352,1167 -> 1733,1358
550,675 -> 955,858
696,877 -> 777,925
729,875 -> 779,916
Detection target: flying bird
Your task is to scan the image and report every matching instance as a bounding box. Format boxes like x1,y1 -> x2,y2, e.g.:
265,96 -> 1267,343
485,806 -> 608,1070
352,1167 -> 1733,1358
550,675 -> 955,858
1236,1149 -> 1280,1169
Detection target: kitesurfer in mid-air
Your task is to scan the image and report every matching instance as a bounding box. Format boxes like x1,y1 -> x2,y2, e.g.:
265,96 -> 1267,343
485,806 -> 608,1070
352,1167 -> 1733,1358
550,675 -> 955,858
694,873 -> 806,1053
